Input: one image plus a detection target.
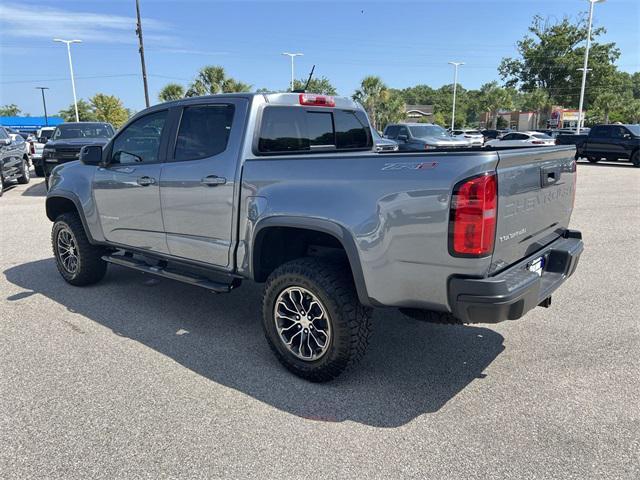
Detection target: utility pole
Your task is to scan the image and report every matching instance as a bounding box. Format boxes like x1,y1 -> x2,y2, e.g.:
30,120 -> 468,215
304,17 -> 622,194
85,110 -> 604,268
282,52 -> 303,91
448,62 -> 465,131
36,87 -> 50,126
135,0 -> 150,108
53,39 -> 82,122
577,0 -> 606,134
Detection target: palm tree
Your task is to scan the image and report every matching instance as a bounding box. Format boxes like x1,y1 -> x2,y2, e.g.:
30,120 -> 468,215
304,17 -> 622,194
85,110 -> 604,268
593,92 -> 622,124
221,78 -> 252,93
521,89 -> 550,128
353,76 -> 386,130
185,66 -> 252,96
158,83 -> 185,102
480,82 -> 514,129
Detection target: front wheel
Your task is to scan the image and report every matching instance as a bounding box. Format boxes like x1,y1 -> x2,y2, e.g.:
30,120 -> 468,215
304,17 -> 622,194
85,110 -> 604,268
17,158 -> 30,184
52,213 -> 107,286
587,157 -> 600,164
262,258 -> 372,382
632,150 -> 640,168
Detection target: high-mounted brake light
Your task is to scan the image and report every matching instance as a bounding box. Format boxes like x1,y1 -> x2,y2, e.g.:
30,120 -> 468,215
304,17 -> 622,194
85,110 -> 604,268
299,93 -> 335,107
449,173 -> 497,257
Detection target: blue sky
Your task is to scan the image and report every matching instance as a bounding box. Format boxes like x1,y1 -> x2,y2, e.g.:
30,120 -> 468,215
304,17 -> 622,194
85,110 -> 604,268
1,0 -> 639,116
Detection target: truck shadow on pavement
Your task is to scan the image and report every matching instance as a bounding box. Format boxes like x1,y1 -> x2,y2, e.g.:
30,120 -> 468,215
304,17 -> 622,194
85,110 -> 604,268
21,180 -> 48,197
4,259 -> 505,428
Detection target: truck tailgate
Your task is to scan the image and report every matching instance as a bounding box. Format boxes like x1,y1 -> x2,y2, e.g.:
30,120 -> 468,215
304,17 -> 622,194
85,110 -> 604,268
490,146 -> 576,274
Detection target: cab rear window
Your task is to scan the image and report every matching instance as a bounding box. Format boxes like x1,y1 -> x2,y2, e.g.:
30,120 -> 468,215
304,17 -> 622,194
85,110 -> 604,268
257,106 -> 372,154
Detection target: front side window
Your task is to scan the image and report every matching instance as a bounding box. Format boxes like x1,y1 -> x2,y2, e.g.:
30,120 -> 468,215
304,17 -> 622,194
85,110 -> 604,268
610,126 -> 629,139
0,128 -> 8,140
175,104 -> 235,161
384,125 -> 399,139
111,110 -> 167,165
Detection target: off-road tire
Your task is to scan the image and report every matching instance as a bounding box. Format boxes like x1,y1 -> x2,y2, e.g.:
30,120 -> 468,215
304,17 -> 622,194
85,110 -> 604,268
17,158 -> 30,184
0,173 -> 4,197
632,150 -> 640,168
587,156 -> 600,163
34,164 -> 45,177
262,257 -> 372,382
52,212 -> 107,286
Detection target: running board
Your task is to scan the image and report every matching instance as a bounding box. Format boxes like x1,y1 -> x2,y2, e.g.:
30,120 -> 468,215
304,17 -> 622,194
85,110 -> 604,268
102,254 -> 235,293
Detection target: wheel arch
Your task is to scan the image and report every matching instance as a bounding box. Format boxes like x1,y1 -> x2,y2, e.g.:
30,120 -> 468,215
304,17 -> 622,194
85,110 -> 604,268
46,193 -> 96,243
251,216 -> 373,306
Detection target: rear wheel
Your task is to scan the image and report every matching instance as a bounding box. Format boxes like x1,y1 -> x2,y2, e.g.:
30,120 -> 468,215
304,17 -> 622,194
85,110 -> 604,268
17,158 -> 30,184
52,213 -> 107,286
262,257 -> 372,382
0,173 -> 4,197
34,164 -> 45,177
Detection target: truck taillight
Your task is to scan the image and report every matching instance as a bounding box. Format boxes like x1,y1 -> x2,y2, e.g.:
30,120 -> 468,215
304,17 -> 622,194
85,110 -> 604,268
299,93 -> 335,107
30,143 -> 35,154
449,173 -> 497,257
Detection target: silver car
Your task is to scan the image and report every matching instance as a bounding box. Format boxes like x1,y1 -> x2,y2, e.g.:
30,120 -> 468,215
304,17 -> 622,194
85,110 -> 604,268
383,123 -> 470,151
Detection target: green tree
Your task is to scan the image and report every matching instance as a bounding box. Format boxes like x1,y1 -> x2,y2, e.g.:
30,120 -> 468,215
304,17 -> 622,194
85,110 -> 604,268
0,104 -> 21,116
158,83 -> 185,102
377,89 -> 406,129
185,65 -> 251,96
520,89 -> 551,128
499,15 -> 620,107
292,76 -> 337,95
353,76 -> 387,130
478,82 -> 515,129
591,91 -> 623,124
90,94 -> 129,128
622,99 -> 640,123
58,100 -> 97,122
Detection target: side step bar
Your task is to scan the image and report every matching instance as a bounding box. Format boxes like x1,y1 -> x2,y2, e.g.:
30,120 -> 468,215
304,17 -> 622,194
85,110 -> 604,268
102,254 -> 235,293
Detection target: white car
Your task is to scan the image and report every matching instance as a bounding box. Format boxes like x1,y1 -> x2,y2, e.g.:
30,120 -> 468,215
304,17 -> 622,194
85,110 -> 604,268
485,131 -> 555,148
33,127 -> 56,176
452,129 -> 484,146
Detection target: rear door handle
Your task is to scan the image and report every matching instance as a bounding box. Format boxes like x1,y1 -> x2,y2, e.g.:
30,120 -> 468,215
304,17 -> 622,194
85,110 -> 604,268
201,175 -> 226,186
137,176 -> 156,186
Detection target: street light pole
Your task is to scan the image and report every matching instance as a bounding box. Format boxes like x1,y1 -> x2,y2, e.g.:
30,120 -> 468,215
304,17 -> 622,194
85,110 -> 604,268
36,87 -> 50,126
135,0 -> 150,108
577,0 -> 606,134
53,38 -> 82,122
282,52 -> 303,91
448,62 -> 465,131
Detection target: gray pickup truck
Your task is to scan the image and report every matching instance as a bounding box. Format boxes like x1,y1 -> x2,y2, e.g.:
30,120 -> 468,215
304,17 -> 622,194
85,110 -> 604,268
45,93 -> 584,381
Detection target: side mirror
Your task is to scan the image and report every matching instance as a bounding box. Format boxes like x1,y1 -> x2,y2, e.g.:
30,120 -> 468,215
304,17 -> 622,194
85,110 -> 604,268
623,133 -> 631,139
79,145 -> 103,166
397,134 -> 408,142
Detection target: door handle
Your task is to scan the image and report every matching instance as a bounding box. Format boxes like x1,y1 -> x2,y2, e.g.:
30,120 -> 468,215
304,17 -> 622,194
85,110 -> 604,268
137,176 -> 156,186
201,175 -> 226,186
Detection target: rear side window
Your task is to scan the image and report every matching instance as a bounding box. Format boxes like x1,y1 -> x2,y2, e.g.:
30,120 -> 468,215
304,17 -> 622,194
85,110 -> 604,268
257,106 -> 372,154
175,104 -> 235,161
591,126 -> 610,137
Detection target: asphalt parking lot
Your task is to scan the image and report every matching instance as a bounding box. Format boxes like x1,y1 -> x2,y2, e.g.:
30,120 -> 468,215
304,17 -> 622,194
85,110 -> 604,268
1,161 -> 639,479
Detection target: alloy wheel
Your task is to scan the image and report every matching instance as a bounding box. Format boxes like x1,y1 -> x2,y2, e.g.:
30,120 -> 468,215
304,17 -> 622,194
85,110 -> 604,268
57,228 -> 79,274
273,286 -> 332,361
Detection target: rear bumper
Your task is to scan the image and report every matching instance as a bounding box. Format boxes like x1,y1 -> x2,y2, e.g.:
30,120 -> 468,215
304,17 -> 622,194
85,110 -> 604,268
449,230 -> 583,323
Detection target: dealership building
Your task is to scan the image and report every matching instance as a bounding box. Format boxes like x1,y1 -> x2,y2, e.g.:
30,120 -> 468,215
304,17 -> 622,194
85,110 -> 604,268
0,116 -> 64,133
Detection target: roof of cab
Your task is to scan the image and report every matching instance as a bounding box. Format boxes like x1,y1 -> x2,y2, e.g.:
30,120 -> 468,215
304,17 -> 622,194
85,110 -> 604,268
157,92 -> 361,110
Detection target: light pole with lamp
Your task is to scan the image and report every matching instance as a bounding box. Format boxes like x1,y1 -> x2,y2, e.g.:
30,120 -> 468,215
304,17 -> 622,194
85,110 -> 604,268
448,61 -> 465,131
53,38 -> 82,122
282,52 -> 303,92
576,0 -> 606,134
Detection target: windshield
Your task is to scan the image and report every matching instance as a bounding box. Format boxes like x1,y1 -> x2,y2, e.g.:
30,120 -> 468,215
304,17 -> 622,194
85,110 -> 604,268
52,124 -> 113,140
409,125 -> 450,138
626,125 -> 640,136
532,133 -> 553,139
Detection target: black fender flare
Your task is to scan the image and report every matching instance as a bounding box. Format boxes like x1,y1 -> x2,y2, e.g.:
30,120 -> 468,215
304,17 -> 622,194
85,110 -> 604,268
251,216 -> 374,307
45,191 -> 97,244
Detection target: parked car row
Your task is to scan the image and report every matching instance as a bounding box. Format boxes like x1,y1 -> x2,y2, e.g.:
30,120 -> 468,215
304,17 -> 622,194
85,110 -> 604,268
0,126 -> 31,196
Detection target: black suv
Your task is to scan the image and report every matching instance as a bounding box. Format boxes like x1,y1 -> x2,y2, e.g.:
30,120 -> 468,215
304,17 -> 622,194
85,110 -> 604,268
41,122 -> 115,183
0,126 -> 30,196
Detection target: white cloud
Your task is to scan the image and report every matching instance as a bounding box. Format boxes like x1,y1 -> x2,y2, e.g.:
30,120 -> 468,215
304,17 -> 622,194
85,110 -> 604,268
0,2 -> 178,45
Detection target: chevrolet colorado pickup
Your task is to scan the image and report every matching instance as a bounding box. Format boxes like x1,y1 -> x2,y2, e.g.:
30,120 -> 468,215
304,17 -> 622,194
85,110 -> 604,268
45,93 -> 584,381
556,124 -> 640,166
